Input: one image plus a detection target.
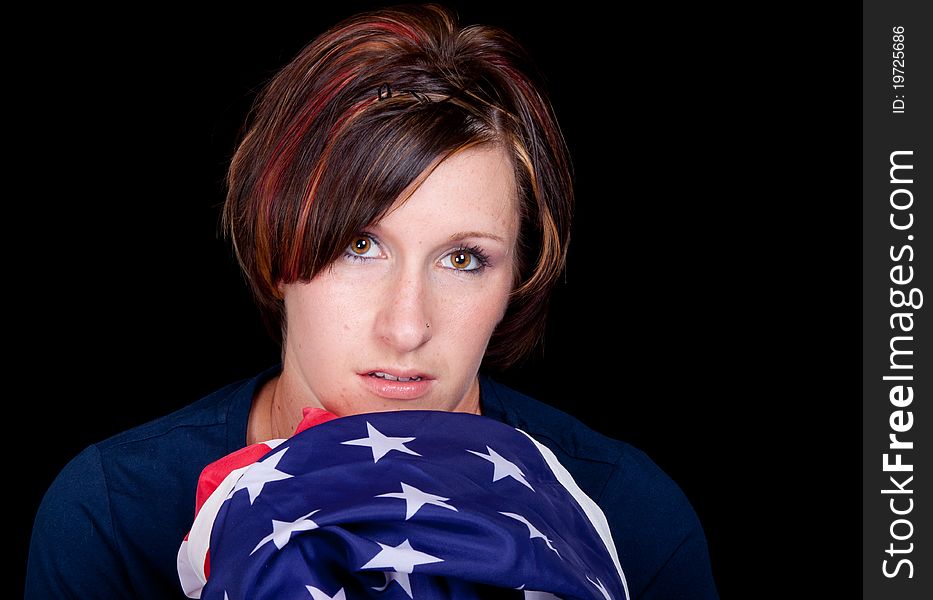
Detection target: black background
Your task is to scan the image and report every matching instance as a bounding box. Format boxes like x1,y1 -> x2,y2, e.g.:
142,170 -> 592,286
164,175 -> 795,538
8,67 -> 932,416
14,2 -> 860,597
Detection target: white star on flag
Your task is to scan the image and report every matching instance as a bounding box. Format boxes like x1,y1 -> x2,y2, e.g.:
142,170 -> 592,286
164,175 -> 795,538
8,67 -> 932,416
250,510 -> 320,555
468,446 -> 534,490
377,482 -> 458,520
341,422 -> 422,463
372,570 -> 414,598
500,512 -> 560,558
232,446 -> 293,504
586,574 -> 613,600
361,538 -> 443,573
306,585 -> 346,600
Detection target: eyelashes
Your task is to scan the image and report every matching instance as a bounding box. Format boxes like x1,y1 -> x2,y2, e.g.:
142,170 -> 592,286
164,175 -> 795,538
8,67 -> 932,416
439,244 -> 491,273
344,233 -> 491,275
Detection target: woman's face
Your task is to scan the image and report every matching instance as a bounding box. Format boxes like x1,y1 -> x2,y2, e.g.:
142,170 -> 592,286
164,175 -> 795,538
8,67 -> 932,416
278,144 -> 520,417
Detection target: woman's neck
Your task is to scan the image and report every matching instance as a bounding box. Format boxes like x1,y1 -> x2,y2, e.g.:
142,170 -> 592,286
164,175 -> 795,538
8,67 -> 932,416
246,374 -> 280,445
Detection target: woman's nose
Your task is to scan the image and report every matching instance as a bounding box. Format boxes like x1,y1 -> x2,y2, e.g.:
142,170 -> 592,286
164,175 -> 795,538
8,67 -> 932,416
373,267 -> 433,352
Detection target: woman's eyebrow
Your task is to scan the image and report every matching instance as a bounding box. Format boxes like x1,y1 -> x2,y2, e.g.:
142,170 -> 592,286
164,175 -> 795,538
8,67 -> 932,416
447,231 -> 507,243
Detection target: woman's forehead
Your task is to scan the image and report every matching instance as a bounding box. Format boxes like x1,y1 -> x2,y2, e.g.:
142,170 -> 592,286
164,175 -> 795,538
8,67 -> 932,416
371,145 -> 519,243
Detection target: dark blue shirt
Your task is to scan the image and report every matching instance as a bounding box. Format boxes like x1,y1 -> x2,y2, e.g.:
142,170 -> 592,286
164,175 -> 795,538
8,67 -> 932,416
27,365 -> 718,599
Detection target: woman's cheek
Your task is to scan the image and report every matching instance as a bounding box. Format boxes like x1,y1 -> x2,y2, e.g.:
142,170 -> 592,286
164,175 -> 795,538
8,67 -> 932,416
459,283 -> 509,335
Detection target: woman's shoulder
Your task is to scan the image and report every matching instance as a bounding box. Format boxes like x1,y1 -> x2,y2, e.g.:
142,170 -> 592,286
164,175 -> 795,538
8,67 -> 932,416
43,365 -> 274,506
479,375 -> 696,514
479,374 -> 629,463
479,374 -> 719,599
97,367 -> 270,452
27,366 -> 279,598
33,374 -> 255,510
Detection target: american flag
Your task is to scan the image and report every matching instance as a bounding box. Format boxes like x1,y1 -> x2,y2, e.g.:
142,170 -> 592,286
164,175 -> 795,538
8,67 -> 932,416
178,408 -> 629,599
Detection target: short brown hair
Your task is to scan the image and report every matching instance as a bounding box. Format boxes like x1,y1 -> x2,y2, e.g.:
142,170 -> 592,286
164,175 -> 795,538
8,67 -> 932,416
223,3 -> 573,369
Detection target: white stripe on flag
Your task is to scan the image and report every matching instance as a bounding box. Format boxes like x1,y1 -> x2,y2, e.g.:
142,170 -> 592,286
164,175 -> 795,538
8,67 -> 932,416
517,429 -> 630,600
178,439 -> 286,598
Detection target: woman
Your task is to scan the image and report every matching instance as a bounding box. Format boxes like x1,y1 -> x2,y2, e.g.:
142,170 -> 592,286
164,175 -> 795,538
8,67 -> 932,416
27,4 -> 718,598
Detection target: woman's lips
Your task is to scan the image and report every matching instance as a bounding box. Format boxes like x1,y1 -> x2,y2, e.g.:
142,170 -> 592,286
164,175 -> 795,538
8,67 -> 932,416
359,370 -> 433,400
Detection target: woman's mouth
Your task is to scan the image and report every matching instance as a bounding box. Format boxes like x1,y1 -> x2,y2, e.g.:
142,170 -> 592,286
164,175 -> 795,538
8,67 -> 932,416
367,371 -> 423,382
360,370 -> 433,400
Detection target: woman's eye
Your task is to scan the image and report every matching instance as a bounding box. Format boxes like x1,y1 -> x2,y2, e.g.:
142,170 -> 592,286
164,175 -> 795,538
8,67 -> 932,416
346,235 -> 381,259
440,249 -> 481,271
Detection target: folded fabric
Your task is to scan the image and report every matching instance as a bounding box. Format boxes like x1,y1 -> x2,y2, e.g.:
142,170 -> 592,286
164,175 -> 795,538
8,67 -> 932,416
178,408 -> 629,599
